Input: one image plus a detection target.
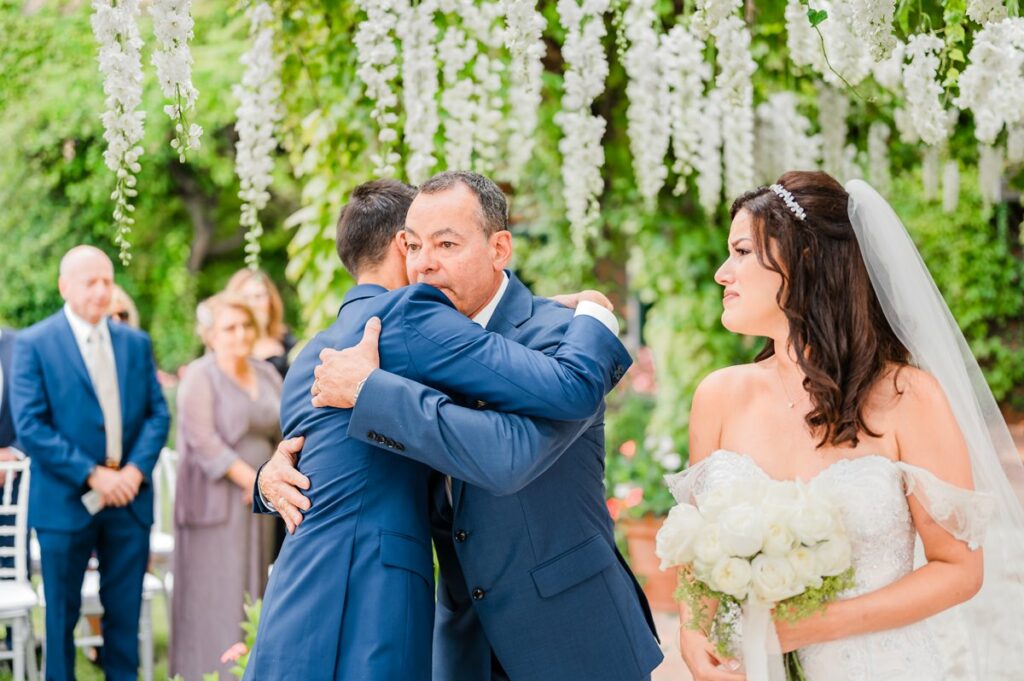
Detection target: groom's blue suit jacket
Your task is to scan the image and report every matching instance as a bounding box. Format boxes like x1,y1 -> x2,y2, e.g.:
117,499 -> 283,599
347,274 -> 663,681
243,278 -> 631,681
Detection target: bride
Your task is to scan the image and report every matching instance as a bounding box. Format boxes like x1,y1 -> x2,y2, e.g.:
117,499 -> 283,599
674,170 -> 1024,680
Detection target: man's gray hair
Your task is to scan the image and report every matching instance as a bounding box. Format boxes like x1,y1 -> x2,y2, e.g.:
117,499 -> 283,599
417,170 -> 509,237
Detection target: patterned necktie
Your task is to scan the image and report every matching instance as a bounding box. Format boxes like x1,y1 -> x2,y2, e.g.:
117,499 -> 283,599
87,327 -> 122,466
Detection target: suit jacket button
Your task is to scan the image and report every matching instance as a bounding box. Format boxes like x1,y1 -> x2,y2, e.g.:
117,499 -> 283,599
475,400 -> 487,409
455,530 -> 468,543
386,438 -> 397,448
396,442 -> 406,452
472,588 -> 485,600
367,430 -> 378,441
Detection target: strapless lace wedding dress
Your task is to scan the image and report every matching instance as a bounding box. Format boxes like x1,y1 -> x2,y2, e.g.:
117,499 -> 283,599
683,449 -> 993,681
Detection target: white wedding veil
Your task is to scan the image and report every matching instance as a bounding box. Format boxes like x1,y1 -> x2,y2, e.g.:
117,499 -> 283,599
846,179 -> 1024,679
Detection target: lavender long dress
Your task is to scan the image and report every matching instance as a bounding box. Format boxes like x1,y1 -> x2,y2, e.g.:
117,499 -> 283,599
170,354 -> 282,681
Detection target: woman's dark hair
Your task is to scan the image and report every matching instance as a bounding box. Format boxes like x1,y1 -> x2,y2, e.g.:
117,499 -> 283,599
730,170 -> 910,448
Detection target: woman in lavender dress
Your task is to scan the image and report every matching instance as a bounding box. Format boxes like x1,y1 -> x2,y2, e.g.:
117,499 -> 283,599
170,293 -> 282,680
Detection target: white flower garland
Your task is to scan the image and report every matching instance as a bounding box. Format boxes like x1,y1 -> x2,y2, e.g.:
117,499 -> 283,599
556,0 -> 610,247
470,52 -> 506,175
903,34 -> 949,146
867,121 -> 891,194
967,0 -> 1008,25
439,25 -> 479,171
872,39 -> 905,90
794,0 -> 872,87
623,0 -> 670,208
695,90 -> 724,215
355,0 -> 404,176
755,92 -> 821,184
397,0 -> 440,184
956,18 -> 1024,145
922,146 -> 940,200
1008,125 -> 1024,164
502,0 -> 547,185
661,24 -> 710,193
942,160 -> 960,213
978,143 -> 1004,205
849,0 -> 897,61
818,84 -> 849,178
150,0 -> 201,162
233,2 -> 282,268
91,0 -> 146,265
786,0 -> 821,71
693,0 -> 742,39
712,17 -> 755,200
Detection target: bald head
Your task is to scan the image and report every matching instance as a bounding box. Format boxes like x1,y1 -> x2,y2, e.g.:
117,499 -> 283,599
58,245 -> 115,324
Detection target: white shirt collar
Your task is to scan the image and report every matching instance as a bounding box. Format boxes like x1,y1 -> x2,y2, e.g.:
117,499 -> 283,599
470,272 -> 510,329
64,303 -> 108,346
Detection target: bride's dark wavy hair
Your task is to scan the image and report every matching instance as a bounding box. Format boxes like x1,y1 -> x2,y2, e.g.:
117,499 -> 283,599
730,170 -> 910,448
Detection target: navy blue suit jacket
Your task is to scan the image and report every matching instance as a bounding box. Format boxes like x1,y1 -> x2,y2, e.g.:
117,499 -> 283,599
347,275 -> 663,681
0,329 -> 20,450
244,278 -> 631,681
10,311 -> 170,531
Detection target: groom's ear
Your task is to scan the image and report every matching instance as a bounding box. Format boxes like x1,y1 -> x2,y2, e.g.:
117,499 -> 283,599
491,230 -> 513,270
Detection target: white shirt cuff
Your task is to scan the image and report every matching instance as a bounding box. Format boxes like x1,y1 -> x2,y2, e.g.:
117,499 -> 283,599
574,300 -> 620,337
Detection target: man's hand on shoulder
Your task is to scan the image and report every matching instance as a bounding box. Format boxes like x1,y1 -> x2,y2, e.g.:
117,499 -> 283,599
551,290 -> 613,312
311,317 -> 382,409
259,436 -> 311,533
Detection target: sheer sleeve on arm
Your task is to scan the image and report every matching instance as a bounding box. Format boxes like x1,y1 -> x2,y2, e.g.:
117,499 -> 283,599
896,461 -> 995,550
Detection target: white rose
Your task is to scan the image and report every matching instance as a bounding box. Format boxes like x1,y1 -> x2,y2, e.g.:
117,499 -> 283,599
815,537 -> 853,577
656,503 -> 705,569
791,495 -> 837,545
717,504 -> 766,558
694,523 -> 725,566
788,545 -> 822,589
750,554 -> 804,603
709,556 -> 753,599
762,518 -> 796,557
696,486 -> 732,519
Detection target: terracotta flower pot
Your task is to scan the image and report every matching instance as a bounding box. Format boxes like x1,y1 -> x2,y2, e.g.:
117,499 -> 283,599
620,514 -> 679,613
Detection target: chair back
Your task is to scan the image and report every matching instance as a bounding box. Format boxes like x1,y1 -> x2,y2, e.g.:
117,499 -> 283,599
0,459 -> 30,582
152,447 -> 178,535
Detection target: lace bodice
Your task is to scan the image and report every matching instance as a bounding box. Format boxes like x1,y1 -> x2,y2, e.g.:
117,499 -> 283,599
675,450 -> 995,680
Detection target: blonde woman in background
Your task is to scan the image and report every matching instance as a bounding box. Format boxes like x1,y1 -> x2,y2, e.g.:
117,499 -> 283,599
225,268 -> 296,378
108,284 -> 140,328
170,293 -> 282,680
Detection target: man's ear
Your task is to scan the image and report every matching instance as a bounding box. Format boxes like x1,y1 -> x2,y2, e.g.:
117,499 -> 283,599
491,230 -> 513,270
395,230 -> 408,256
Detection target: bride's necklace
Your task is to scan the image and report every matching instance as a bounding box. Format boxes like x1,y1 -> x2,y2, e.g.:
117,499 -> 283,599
776,358 -> 798,409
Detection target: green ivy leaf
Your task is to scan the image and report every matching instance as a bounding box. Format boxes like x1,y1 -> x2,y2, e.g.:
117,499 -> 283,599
949,48 -> 965,63
807,8 -> 828,27
944,66 -> 961,87
947,24 -> 966,43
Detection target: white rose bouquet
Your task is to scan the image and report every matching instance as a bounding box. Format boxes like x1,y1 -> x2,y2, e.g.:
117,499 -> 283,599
656,476 -> 855,680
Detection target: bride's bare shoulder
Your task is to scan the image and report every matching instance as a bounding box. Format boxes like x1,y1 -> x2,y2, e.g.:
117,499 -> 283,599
693,363 -> 764,405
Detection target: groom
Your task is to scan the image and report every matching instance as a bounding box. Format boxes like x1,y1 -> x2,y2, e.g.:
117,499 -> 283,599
260,171 -> 663,680
245,174 -> 636,681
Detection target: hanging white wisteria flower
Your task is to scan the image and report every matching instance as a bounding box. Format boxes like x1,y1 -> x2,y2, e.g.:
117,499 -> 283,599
872,39 -> 905,90
967,0 -> 1008,25
470,53 -> 506,175
713,16 -> 756,200
622,0 -> 670,208
556,0 -> 610,247
818,84 -> 850,178
502,0 -> 547,185
922,146 -> 940,200
661,24 -> 710,192
849,0 -> 897,61
397,0 -> 439,185
355,0 -> 404,176
902,34 -> 949,146
794,0 -> 872,87
942,160 -> 960,213
785,0 -> 819,70
956,17 -> 1024,145
978,143 -> 1004,205
893,107 -> 920,143
150,0 -> 201,162
233,2 -> 282,268
91,0 -> 146,266
693,0 -> 742,39
755,92 -> 821,183
1008,125 -> 1024,164
439,25 -> 479,171
867,121 -> 892,194
694,90 -> 724,215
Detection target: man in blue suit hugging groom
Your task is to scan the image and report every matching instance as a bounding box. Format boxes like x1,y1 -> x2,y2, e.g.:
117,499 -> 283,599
243,173 -> 651,681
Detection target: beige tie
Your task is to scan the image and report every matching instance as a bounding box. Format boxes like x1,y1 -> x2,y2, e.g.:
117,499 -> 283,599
87,327 -> 122,467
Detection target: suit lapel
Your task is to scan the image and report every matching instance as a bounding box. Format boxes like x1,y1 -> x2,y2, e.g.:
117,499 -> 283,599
58,312 -> 99,401
108,320 -> 130,419
452,272 -> 535,515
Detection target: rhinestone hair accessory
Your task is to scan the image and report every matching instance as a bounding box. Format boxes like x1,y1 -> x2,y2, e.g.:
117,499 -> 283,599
769,183 -> 807,221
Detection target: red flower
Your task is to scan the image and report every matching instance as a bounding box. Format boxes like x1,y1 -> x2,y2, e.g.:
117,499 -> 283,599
619,440 -> 637,458
606,498 -> 624,521
220,642 -> 248,664
623,487 -> 644,508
